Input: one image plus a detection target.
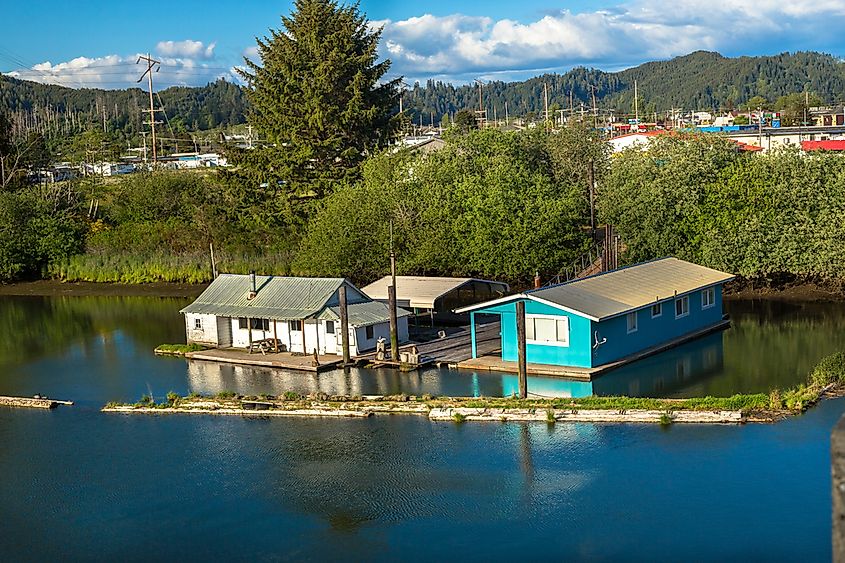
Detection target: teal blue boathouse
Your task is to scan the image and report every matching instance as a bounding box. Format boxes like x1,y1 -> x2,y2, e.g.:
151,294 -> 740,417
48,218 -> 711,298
457,258 -> 735,372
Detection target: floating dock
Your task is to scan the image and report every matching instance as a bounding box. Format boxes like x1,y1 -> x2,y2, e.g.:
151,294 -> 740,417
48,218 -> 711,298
184,349 -> 343,372
455,320 -> 732,381
0,396 -> 73,409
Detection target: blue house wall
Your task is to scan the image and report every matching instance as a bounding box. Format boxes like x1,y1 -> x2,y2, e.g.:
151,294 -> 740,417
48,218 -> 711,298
476,300 -> 593,368
472,283 -> 726,369
591,284 -> 726,366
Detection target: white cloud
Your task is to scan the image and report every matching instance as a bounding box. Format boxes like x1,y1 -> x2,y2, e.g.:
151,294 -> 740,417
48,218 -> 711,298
156,39 -> 216,60
8,51 -> 237,90
379,0 -> 845,82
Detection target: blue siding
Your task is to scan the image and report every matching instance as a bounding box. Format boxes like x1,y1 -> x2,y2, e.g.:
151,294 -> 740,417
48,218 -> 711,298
591,285 -> 726,366
477,299 -> 592,368
472,283 -> 726,369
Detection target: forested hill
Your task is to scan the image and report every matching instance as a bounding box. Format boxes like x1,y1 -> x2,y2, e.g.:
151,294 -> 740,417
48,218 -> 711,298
4,51 -> 845,133
402,51 -> 845,121
0,76 -> 247,135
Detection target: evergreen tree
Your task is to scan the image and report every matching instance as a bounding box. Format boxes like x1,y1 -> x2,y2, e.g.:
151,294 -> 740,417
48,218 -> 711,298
233,0 -> 399,216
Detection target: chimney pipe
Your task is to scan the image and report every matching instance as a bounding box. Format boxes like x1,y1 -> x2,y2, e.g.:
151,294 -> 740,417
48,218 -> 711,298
534,271 -> 541,289
249,271 -> 257,299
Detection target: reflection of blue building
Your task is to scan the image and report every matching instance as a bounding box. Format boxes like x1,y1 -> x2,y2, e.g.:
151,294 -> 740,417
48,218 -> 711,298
457,258 -> 734,374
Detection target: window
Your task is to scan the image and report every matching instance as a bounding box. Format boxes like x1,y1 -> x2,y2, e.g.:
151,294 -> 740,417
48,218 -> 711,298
290,320 -> 302,332
238,318 -> 269,330
651,302 -> 662,318
325,320 -> 335,334
525,315 -> 569,346
194,318 -> 202,330
675,295 -> 689,318
365,325 -> 374,340
702,287 -> 715,309
626,312 -> 638,334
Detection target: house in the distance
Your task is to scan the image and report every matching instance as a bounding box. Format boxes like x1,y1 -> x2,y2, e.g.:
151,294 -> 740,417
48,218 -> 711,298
457,258 -> 734,376
181,274 -> 409,356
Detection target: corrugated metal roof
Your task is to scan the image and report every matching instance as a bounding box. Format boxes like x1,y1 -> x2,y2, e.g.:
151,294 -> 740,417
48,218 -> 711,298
361,276 -> 509,309
457,258 -> 734,320
318,301 -> 411,327
180,274 -> 345,320
527,258 -> 734,320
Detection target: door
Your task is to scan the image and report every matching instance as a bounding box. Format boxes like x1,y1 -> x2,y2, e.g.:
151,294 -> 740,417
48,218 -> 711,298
324,320 -> 337,354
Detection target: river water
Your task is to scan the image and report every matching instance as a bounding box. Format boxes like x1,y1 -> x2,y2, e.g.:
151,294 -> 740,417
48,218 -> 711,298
0,295 -> 843,560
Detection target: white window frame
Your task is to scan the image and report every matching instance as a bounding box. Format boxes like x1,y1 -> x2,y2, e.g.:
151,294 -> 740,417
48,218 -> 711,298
701,287 -> 715,309
626,311 -> 638,334
525,314 -> 570,347
675,295 -> 690,319
651,302 -> 662,318
194,317 -> 202,330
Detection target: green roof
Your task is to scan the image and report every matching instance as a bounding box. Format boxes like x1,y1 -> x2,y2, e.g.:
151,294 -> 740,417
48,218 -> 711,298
318,301 -> 411,327
181,274 -> 348,321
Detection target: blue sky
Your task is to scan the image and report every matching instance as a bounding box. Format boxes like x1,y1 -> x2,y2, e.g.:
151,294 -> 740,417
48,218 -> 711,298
3,0 -> 845,89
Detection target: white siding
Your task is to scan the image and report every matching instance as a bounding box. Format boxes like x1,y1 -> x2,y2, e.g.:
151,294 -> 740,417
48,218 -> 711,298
185,313 -> 219,345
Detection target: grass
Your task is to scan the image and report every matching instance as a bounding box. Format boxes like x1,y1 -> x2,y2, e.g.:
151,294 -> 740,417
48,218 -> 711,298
156,343 -> 207,354
103,352 -> 845,418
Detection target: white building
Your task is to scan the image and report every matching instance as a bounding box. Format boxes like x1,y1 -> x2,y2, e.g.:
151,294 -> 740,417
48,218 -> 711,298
181,274 -> 410,356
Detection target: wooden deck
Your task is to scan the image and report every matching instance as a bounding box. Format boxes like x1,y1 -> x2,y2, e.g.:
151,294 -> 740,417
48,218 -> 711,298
456,320 -> 732,381
185,348 -> 343,372
355,322 -> 502,366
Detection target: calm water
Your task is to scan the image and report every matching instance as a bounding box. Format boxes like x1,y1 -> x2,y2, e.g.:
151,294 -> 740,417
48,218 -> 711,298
0,295 -> 843,560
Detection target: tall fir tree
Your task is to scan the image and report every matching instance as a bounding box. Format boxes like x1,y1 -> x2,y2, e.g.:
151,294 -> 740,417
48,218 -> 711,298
231,0 -> 400,223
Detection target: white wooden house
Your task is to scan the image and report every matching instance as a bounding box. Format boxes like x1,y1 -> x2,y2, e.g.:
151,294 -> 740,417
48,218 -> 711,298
181,274 -> 410,356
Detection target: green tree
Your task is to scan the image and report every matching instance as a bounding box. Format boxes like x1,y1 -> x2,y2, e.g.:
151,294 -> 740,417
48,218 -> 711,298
450,109 -> 478,132
774,92 -> 823,126
232,0 -> 400,218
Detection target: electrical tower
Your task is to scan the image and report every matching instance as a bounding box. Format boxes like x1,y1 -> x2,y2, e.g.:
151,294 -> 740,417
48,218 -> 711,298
136,53 -> 162,164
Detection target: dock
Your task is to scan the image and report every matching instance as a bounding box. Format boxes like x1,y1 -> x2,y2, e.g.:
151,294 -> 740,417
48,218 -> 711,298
0,395 -> 73,409
456,320 -> 732,381
184,349 -> 343,372
356,322 -> 502,367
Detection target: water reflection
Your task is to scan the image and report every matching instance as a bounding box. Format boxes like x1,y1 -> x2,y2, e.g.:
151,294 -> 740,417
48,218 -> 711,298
3,295 -> 845,401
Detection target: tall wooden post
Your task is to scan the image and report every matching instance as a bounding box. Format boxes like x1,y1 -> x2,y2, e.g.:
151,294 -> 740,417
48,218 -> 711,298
247,317 -> 253,354
388,285 -> 399,362
516,301 -> 527,399
339,285 -> 351,365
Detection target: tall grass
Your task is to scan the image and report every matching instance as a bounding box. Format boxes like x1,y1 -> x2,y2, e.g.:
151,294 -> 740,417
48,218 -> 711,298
52,251 -> 294,284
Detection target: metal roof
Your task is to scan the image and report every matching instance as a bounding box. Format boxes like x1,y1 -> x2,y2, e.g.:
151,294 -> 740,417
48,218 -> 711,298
361,276 -> 509,309
457,258 -> 734,321
181,274 -> 347,320
318,301 -> 411,327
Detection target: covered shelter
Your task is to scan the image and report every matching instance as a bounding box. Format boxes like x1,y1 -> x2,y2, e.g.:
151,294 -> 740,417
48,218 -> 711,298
361,276 -> 509,325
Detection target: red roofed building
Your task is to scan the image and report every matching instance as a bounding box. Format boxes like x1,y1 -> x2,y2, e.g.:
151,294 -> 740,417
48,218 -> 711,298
801,140 -> 845,152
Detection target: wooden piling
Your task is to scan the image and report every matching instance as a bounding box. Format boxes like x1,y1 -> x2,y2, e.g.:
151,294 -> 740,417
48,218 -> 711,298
516,301 -> 527,399
339,285 -> 351,365
388,284 -> 399,361
247,317 -> 253,354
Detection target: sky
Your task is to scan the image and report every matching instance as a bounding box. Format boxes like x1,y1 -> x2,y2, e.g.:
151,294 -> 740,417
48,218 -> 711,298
3,0 -> 845,89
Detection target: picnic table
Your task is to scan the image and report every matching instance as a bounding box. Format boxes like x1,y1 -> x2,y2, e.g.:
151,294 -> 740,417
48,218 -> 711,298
249,338 -> 283,355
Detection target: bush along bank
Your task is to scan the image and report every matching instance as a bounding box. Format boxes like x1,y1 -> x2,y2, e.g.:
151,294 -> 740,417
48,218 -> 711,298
102,353 -> 845,424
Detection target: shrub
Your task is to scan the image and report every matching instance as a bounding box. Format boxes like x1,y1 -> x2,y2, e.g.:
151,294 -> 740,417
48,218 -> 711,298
452,412 -> 466,423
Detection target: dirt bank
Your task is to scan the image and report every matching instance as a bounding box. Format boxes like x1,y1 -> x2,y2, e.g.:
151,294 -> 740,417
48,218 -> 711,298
725,278 -> 845,302
0,280 -> 207,298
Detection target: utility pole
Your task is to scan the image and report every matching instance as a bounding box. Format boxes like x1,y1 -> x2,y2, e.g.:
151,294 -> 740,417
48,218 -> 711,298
758,106 -> 763,150
543,82 -> 549,129
634,80 -> 639,125
136,53 -> 161,165
590,85 -> 598,129
505,101 -> 509,125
